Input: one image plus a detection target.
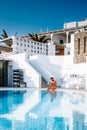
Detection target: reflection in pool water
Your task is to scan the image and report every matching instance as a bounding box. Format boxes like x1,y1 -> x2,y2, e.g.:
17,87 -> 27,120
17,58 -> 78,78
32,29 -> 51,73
0,90 -> 87,130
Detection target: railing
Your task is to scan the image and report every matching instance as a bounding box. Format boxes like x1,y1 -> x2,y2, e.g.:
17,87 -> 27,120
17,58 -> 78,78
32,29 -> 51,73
30,60 -> 53,83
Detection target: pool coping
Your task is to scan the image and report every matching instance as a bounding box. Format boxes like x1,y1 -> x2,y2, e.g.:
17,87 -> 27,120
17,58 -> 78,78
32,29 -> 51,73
0,87 -> 87,94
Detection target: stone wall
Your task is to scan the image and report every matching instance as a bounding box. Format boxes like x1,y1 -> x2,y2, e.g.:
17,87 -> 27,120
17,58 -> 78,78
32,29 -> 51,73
74,32 -> 87,63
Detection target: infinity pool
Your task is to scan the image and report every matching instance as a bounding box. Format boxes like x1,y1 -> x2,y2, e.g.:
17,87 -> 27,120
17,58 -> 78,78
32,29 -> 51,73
0,89 -> 87,130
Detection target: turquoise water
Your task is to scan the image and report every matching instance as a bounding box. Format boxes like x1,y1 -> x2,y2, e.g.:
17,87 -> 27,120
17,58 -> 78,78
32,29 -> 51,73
0,90 -> 87,130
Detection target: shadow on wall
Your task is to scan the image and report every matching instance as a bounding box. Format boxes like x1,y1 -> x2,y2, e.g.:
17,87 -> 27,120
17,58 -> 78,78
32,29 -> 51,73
40,56 -> 63,86
29,55 -> 63,87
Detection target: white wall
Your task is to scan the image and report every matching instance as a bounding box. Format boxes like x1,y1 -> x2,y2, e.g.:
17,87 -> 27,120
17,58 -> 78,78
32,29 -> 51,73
64,22 -> 77,29
64,34 -> 74,57
52,34 -> 66,44
70,34 -> 74,57
2,51 -> 87,89
64,20 -> 87,29
29,55 -> 87,89
13,36 -> 48,56
64,43 -> 71,55
69,63 -> 87,89
48,43 -> 55,55
13,36 -> 58,57
9,53 -> 41,88
78,20 -> 87,27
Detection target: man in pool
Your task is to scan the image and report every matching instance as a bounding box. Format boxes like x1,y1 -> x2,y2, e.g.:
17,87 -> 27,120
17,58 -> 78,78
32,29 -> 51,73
47,77 -> 57,91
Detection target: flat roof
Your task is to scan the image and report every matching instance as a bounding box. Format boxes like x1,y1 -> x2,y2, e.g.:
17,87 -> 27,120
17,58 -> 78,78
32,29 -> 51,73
0,37 -> 13,46
21,24 -> 87,38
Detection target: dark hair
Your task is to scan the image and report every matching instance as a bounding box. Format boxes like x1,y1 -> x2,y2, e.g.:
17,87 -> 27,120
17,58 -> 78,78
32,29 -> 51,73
50,77 -> 54,80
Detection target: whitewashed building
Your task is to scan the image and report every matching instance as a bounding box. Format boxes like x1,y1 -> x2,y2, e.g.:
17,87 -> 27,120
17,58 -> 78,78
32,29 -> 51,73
0,19 -> 87,89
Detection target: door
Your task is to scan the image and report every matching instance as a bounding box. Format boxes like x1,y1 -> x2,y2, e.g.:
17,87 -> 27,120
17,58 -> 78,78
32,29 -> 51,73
8,64 -> 13,86
0,61 -> 8,87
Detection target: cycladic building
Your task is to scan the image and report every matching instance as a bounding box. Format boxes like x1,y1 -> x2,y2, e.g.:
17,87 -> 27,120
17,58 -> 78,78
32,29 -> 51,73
0,19 -> 87,89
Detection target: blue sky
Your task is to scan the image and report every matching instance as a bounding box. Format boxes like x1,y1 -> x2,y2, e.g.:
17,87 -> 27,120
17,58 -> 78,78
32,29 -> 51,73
0,0 -> 87,36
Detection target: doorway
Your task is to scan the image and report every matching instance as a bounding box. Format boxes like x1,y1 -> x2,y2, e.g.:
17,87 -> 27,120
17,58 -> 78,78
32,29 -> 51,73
55,45 -> 64,55
0,61 -> 8,87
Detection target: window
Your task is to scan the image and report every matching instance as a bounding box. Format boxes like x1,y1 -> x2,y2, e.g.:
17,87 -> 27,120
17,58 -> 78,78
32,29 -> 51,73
78,39 -> 80,54
84,37 -> 86,53
17,42 -> 19,45
24,44 -> 26,47
60,40 -> 63,44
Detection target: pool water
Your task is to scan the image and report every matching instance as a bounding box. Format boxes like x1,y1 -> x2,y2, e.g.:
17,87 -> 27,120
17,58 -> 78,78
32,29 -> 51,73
0,90 -> 87,130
